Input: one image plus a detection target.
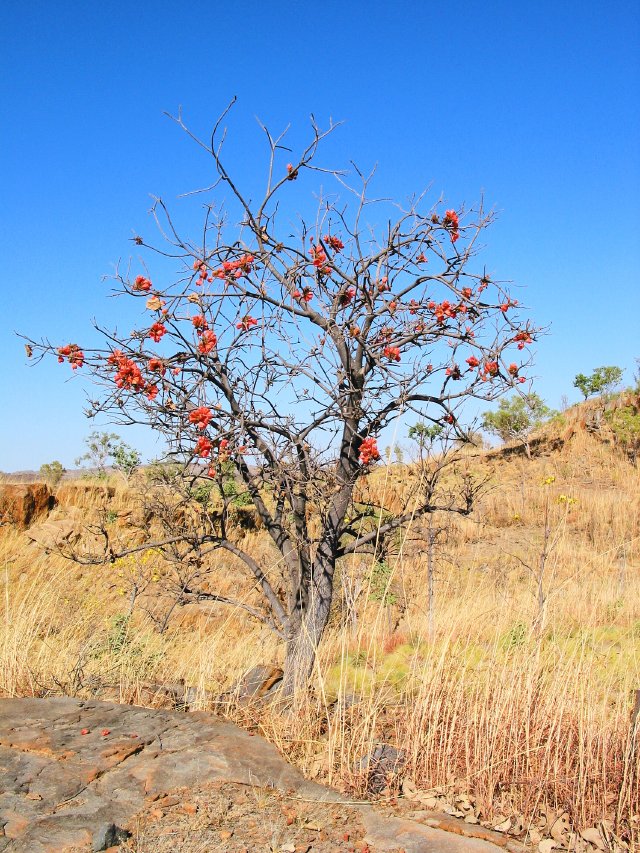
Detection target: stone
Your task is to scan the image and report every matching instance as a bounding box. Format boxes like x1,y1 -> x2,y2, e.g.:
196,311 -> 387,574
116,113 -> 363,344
0,484 -> 52,529
91,822 -> 130,851
357,744 -> 406,793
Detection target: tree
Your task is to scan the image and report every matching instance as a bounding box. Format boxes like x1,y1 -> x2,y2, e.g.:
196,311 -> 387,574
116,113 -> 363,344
481,393 -> 552,458
26,104 -> 538,694
39,460 -> 65,488
573,365 -> 623,400
75,431 -> 141,480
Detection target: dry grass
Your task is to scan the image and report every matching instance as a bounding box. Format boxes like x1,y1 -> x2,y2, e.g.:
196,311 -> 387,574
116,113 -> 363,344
0,423 -> 638,847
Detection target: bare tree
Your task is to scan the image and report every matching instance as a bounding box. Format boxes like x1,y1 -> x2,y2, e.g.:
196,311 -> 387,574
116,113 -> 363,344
26,102 -> 538,694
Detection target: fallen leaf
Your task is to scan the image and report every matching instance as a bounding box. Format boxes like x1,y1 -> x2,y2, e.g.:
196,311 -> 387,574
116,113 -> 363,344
494,818 -> 512,833
580,828 -> 606,850
539,840 -> 557,853
402,778 -> 418,800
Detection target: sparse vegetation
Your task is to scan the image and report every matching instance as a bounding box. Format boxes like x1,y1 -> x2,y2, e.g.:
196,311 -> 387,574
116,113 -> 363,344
1,411 -> 638,848
39,459 -> 65,488
574,365 -> 624,400
482,392 -> 554,457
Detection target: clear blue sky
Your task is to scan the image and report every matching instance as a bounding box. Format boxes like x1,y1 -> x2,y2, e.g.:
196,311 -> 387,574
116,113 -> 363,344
1,0 -> 638,471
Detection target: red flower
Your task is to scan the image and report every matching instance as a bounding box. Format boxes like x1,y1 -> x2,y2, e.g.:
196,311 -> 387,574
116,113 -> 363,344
189,406 -> 213,430
359,437 -> 380,464
236,315 -> 258,331
198,330 -> 217,354
192,314 -> 208,333
416,253 -> 427,263
339,287 -> 356,307
444,209 -> 460,243
310,244 -> 331,275
114,358 -> 145,392
133,275 -> 152,292
212,254 -> 254,281
148,323 -> 167,343
484,360 -> 499,377
446,364 -> 462,380
57,344 -> 84,369
195,436 -> 213,458
508,363 -> 519,376
513,331 -> 533,350
461,287 -> 473,299
192,259 -> 212,286
148,357 -> 166,375
383,345 -> 401,362
323,234 -> 344,252
146,384 -> 159,401
466,355 -> 480,368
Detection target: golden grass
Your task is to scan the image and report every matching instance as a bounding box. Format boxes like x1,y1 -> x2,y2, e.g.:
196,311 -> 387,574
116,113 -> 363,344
0,426 -> 638,844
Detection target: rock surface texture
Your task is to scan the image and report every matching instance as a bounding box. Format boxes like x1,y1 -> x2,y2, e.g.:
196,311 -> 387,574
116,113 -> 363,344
0,698 -> 503,852
0,484 -> 52,530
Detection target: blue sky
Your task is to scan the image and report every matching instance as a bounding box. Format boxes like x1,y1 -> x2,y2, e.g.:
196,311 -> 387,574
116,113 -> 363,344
1,0 -> 638,471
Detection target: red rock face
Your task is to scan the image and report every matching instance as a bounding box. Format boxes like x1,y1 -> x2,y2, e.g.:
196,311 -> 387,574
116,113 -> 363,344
0,483 -> 52,530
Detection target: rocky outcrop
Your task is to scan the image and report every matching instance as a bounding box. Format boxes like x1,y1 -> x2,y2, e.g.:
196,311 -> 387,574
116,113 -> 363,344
0,697 -> 503,853
0,697 -> 335,852
0,484 -> 52,530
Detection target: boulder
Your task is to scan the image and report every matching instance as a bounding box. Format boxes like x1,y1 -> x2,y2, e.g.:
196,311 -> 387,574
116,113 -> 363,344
0,484 -> 52,530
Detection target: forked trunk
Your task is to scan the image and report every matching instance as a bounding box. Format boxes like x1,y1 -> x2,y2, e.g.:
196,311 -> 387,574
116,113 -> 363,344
281,553 -> 335,696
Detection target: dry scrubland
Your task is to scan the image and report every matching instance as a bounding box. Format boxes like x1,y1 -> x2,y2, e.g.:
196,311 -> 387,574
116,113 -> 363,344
1,405 -> 638,848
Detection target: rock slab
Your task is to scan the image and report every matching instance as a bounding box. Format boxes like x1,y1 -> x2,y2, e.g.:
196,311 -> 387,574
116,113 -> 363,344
0,697 -> 333,852
0,698 -> 501,853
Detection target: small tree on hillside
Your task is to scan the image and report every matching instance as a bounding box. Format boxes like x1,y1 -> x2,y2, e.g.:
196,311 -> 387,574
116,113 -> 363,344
482,392 -> 552,458
573,365 -> 623,400
26,104 -> 538,694
39,460 -> 65,488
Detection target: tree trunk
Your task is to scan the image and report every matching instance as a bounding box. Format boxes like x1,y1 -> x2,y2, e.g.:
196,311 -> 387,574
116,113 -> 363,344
281,552 -> 335,696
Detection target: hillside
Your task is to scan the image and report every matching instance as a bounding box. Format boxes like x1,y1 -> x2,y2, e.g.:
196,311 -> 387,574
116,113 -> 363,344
0,398 -> 638,851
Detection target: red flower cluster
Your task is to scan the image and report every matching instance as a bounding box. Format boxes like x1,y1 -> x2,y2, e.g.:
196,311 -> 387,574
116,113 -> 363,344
192,259 -> 212,286
292,287 -> 313,302
500,299 -> 518,313
148,323 -> 167,343
339,287 -> 356,307
466,355 -> 480,368
146,384 -> 159,401
383,345 -> 401,362
198,330 -> 217,355
416,253 -> 427,263
461,287 -> 473,299
189,406 -> 213,430
148,357 -> 166,375
192,314 -> 208,333
323,234 -> 344,252
508,363 -> 519,376
212,254 -> 255,281
513,331 -> 533,350
359,437 -> 380,464
484,361 -> 499,377
109,352 -> 145,392
236,315 -> 258,331
444,209 -> 460,243
57,344 -> 84,369
310,243 -> 331,276
446,364 -> 462,379
428,300 -> 459,324
286,163 -> 297,180
133,276 -> 152,292
195,436 -> 213,457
